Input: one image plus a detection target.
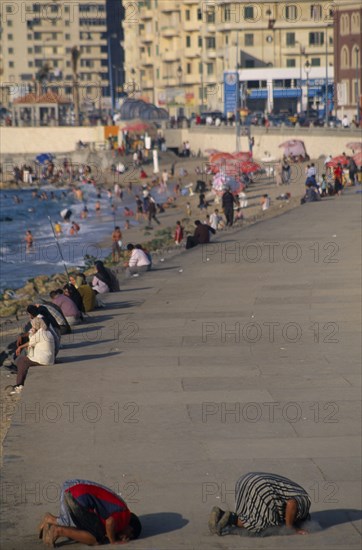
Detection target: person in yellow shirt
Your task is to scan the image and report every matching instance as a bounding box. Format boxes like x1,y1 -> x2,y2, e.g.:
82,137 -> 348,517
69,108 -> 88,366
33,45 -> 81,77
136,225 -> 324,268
69,274 -> 95,312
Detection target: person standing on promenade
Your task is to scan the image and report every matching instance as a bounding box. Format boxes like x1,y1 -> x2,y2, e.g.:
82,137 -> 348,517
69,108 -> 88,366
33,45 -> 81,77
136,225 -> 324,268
39,479 -> 142,546
112,226 -> 122,262
209,472 -> 311,537
174,221 -> 184,245
222,188 -> 238,226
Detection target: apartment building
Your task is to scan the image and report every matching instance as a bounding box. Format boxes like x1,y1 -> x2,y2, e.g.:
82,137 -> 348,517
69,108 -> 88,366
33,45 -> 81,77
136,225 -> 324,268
333,0 -> 362,120
122,0 -> 335,116
0,0 -> 124,110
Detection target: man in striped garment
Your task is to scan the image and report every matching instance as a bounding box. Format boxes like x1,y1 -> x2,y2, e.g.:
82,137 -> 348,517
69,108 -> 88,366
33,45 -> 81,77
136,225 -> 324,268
209,472 -> 311,536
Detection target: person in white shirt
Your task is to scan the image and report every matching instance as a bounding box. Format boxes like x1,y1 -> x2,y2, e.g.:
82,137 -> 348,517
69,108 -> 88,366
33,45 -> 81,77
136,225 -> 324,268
342,114 -> 349,128
126,244 -> 151,275
209,209 -> 222,231
324,154 -> 332,166
11,317 -> 55,394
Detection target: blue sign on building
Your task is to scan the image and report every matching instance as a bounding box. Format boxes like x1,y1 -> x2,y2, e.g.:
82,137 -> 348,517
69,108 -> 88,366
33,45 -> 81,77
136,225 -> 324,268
224,72 -> 239,116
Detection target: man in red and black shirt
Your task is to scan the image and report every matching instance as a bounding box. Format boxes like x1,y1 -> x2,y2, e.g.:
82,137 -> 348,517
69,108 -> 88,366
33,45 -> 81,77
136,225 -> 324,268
39,479 -> 142,546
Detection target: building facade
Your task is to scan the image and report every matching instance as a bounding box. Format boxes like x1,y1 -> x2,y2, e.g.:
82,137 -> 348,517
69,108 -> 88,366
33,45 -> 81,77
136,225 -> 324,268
333,1 -> 362,121
122,0 -> 335,116
0,0 -> 124,112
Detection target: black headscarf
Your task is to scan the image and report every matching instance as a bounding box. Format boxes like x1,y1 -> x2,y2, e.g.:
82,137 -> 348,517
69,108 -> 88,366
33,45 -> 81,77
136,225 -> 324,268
94,261 -> 113,289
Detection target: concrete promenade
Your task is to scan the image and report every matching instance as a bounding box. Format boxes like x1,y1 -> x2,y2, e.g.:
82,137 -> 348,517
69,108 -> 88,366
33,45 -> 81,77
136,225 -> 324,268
0,189 -> 361,549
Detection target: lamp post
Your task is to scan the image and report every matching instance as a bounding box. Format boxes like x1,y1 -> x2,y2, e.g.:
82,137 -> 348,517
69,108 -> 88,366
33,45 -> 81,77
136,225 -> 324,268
356,47 -> 360,125
177,65 -> 183,118
324,24 -> 333,126
130,68 -> 136,94
295,42 -> 306,114
304,60 -> 311,118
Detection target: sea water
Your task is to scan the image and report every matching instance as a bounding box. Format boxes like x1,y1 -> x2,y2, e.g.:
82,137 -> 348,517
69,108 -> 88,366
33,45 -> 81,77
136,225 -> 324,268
0,182 -> 166,292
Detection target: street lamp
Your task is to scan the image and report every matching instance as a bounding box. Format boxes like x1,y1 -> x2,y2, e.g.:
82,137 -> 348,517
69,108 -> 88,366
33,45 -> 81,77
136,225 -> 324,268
356,47 -> 360,125
295,41 -> 306,114
304,59 -> 311,118
325,24 -> 333,127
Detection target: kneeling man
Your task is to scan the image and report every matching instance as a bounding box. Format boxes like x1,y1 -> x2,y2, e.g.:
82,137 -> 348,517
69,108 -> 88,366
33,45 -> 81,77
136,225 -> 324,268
39,479 -> 142,546
209,472 -> 311,536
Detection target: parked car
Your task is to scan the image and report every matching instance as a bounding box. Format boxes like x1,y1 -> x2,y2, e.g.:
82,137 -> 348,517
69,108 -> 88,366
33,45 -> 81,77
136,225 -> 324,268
268,114 -> 294,127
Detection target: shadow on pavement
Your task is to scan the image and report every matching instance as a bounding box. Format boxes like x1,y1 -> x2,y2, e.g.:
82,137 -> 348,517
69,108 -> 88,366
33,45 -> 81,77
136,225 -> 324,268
56,352 -> 121,363
138,512 -> 189,537
310,508 -> 362,528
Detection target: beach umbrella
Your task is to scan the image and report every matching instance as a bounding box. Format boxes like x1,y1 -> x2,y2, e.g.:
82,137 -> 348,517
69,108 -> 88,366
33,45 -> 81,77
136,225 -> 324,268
209,152 -> 234,162
35,153 -> 54,164
232,151 -> 252,161
238,161 -> 261,174
122,122 -> 152,133
346,142 -> 362,151
279,140 -> 306,158
353,151 -> 362,166
326,155 -> 350,167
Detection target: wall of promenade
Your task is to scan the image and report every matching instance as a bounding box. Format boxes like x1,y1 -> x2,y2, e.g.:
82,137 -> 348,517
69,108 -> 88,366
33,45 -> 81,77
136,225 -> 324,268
0,124 -> 360,159
164,126 -> 361,160
0,126 -> 105,156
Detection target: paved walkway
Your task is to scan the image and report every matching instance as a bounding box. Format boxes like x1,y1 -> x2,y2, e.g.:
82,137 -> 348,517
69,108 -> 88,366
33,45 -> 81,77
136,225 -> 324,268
1,189 -> 361,549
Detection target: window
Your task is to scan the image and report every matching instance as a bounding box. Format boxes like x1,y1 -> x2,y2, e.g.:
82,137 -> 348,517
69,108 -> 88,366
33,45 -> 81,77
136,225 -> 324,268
187,63 -> 191,74
8,48 -> 14,54
206,37 -> 216,49
245,34 -> 254,46
341,14 -> 350,35
225,35 -> 229,45
34,46 -> 42,53
7,34 -> 13,40
351,12 -> 360,33
65,21 -> 70,26
309,32 -> 324,46
156,45 -> 159,55
329,36 -> 333,45
27,47 -> 33,54
6,5 -> 13,12
311,58 -> 320,66
207,9 -> 215,23
286,32 -> 295,46
245,59 -> 255,68
199,62 -> 203,74
7,20 -> 13,27
341,46 -> 349,69
286,59 -> 296,67
156,68 -> 160,79
65,34 -> 70,40
198,36 -> 202,47
207,63 -> 214,75
224,6 -> 231,22
285,5 -> 298,21
244,6 -> 254,20
27,33 -> 32,39
34,32 -> 41,40
310,4 -> 322,20
197,8 -> 202,21
352,78 -> 360,104
186,36 -> 191,48
28,61 -> 33,67
185,9 -> 190,21
9,61 -> 14,68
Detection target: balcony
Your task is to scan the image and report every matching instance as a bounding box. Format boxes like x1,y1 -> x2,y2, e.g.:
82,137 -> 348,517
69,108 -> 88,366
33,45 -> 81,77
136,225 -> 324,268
184,21 -> 200,32
206,49 -> 217,59
163,51 -> 181,62
141,57 -> 154,67
184,74 -> 200,85
161,4 -> 180,12
140,8 -> 153,20
142,79 -> 154,89
184,50 -> 201,58
140,33 -> 153,43
161,26 -> 180,38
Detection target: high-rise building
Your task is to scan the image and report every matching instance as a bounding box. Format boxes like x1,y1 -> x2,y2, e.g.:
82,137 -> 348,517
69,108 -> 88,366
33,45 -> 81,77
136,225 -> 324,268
122,0 -> 335,116
0,0 -> 124,111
